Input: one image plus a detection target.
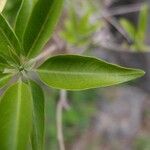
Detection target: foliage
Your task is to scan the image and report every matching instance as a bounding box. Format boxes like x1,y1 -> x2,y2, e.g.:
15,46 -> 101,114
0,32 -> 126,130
45,89 -> 97,149
0,0 -> 7,13
37,55 -> 144,90
2,0 -> 20,24
120,4 -> 149,51
134,135 -> 150,150
0,0 -> 145,149
61,0 -> 100,47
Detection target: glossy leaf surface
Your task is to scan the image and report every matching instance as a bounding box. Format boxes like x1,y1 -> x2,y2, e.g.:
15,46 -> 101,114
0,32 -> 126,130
0,81 -> 32,150
37,55 -> 145,90
15,0 -> 33,43
29,81 -> 45,150
23,0 -> 64,58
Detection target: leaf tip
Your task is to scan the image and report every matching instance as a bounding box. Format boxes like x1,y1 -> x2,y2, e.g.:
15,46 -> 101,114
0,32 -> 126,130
131,68 -> 145,79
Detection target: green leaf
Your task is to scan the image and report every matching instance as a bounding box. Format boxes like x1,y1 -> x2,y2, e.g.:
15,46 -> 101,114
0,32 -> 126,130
0,81 -> 32,150
29,81 -> 45,150
23,0 -> 64,58
0,56 -> 15,87
37,55 -> 145,90
137,4 -> 148,41
0,54 -> 8,64
0,0 -> 7,12
0,14 -> 21,56
120,18 -> 136,40
2,0 -> 22,25
0,73 -> 12,88
14,0 -> 33,43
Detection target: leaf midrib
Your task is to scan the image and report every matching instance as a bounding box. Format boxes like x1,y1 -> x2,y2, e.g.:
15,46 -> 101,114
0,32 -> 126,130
38,69 -> 141,76
13,82 -> 22,150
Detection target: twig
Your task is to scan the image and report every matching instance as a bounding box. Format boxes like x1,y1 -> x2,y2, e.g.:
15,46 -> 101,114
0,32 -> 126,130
93,3 -> 145,45
56,90 -> 70,150
97,3 -> 144,20
29,44 -> 57,68
29,35 -> 68,69
103,16 -> 132,43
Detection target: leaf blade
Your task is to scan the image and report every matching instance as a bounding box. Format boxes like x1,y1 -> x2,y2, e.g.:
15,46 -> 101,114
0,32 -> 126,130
0,81 -> 32,150
0,14 -> 21,55
0,0 -> 7,13
29,81 -> 45,150
23,0 -> 64,58
137,4 -> 148,41
14,0 -> 33,43
120,18 -> 136,40
37,55 -> 145,90
0,73 -> 12,88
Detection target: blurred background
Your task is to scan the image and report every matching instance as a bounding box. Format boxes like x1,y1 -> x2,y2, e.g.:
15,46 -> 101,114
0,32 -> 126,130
3,0 -> 150,149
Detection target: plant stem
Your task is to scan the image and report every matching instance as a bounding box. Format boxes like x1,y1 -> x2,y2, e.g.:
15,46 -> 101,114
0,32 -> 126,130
97,2 -> 144,20
29,45 -> 57,68
56,90 -> 70,150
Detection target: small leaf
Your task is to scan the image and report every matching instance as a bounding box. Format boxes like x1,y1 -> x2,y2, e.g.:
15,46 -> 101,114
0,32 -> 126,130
37,55 -> 145,90
0,0 -> 7,13
23,0 -> 64,58
0,14 -> 21,56
0,81 -> 32,150
29,81 -> 45,150
120,18 -> 136,40
15,0 -> 34,43
137,4 -> 148,41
